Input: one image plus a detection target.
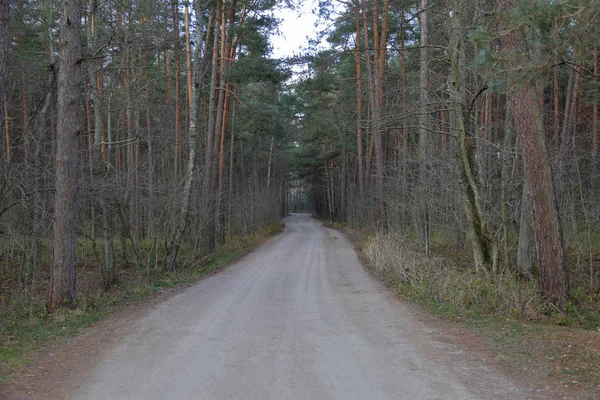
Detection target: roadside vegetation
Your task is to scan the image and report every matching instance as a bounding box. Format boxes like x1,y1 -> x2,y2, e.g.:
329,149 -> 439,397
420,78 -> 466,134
332,223 -> 600,393
0,221 -> 284,377
361,232 -> 599,327
0,0 -> 291,380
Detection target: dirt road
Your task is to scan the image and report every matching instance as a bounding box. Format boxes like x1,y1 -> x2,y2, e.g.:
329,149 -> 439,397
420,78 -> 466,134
71,214 -> 528,399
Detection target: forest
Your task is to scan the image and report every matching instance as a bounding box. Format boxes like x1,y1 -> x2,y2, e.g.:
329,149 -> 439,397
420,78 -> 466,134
0,0 -> 598,349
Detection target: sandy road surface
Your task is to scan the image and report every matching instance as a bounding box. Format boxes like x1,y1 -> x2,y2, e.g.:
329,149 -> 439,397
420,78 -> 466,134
71,214 -> 528,400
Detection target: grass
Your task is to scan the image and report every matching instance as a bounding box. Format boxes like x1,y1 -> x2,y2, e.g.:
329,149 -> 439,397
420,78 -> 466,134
470,317 -> 600,392
0,220 -> 285,379
353,231 -> 600,327
359,232 -> 543,319
326,222 -> 600,395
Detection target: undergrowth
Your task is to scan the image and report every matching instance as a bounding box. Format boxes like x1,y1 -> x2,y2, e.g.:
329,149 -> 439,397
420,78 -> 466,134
0,221 -> 284,376
361,233 -> 543,318
323,220 -> 600,393
357,231 -> 599,329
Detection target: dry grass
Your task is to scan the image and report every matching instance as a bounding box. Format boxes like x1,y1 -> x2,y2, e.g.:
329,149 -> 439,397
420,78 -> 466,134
355,230 -> 600,395
362,233 -> 542,318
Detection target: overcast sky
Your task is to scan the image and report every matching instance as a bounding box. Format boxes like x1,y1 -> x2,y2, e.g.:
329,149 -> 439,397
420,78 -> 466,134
270,1 -> 322,59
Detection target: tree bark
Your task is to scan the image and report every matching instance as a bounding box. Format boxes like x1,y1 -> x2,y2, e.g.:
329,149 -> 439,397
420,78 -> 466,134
26,84 -> 52,287
227,92 -> 237,239
87,0 -> 116,289
449,0 -> 493,273
173,0 -> 182,176
167,0 -> 206,272
417,0 -> 429,249
592,38 -> 598,190
517,180 -> 534,277
500,100 -> 514,272
202,0 -> 222,252
496,0 -> 569,307
354,0 -> 364,197
373,0 -> 388,231
50,0 -> 82,309
360,0 -> 387,230
0,0 -> 8,189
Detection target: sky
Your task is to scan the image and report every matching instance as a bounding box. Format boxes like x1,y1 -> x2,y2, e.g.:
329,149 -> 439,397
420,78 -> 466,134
270,1 -> 323,59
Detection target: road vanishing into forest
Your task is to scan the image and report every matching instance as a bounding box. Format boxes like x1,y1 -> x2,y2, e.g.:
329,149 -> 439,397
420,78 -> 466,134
71,214 -> 528,400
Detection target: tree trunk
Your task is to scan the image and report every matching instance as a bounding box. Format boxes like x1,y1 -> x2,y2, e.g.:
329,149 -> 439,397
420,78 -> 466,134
360,0 -> 387,231
87,0 -> 116,289
500,100 -> 515,272
101,199 -> 116,288
173,0 -> 182,176
417,0 -> 429,249
0,0 -> 8,189
202,1 -> 222,252
513,85 -> 569,306
592,39 -> 598,190
213,0 -> 236,246
373,0 -> 388,231
167,0 -> 206,272
449,1 -> 493,273
26,88 -> 52,287
497,0 -> 569,307
185,0 -> 192,135
354,0 -> 364,196
517,181 -> 534,277
227,93 -> 237,240
50,0 -> 82,309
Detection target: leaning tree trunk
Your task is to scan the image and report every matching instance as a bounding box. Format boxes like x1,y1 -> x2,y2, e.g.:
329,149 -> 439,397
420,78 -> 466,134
50,0 -> 82,309
167,0 -> 206,272
496,0 -> 569,307
448,0 -> 494,273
